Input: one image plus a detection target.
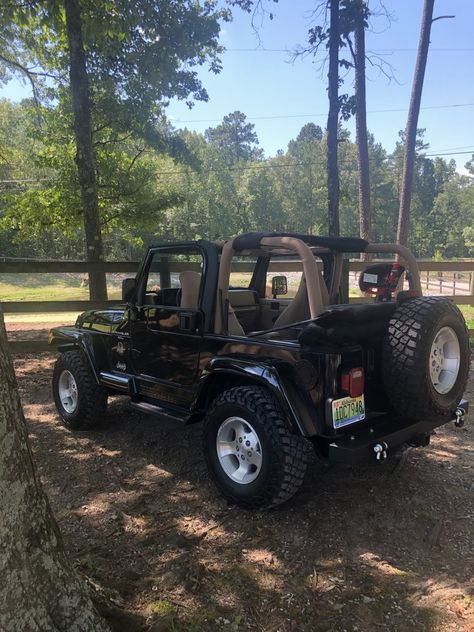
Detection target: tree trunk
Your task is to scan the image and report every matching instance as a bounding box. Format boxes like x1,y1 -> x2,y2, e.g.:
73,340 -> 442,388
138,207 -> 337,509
354,0 -> 372,260
0,311 -> 110,632
397,0 -> 435,247
327,0 -> 340,236
64,0 -> 107,300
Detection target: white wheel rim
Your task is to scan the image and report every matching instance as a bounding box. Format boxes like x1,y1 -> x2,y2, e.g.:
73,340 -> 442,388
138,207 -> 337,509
58,370 -> 78,413
216,416 -> 263,485
429,326 -> 460,394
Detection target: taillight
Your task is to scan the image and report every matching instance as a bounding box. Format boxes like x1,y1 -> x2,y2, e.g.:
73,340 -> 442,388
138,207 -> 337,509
341,367 -> 364,398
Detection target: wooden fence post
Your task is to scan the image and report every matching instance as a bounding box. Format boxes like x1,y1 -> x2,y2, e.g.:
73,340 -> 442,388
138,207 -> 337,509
340,259 -> 350,303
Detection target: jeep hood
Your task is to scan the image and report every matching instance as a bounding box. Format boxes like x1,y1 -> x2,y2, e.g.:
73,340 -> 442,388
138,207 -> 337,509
75,308 -> 125,333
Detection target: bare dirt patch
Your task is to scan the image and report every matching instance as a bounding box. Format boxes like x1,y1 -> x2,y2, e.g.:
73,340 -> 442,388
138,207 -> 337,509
14,352 -> 474,631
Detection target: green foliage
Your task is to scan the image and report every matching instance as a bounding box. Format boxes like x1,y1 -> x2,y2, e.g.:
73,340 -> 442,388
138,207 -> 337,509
245,166 -> 285,230
1,101 -> 473,259
204,110 -> 263,164
4,2 -> 470,262
147,599 -> 176,616
295,122 -> 323,143
0,0 -> 232,260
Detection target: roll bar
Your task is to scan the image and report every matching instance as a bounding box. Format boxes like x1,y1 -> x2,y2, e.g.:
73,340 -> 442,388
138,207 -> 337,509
365,243 -> 422,293
216,236 -> 328,334
215,236 -> 422,335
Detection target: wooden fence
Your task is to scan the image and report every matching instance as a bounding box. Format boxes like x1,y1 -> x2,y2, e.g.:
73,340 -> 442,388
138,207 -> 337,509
2,259 -> 473,351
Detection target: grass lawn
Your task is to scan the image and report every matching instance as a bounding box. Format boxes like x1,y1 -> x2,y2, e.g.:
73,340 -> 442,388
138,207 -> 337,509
1,274 -> 121,326
0,273 -> 122,302
460,304 -> 474,330
1,282 -> 90,302
3,312 -> 81,325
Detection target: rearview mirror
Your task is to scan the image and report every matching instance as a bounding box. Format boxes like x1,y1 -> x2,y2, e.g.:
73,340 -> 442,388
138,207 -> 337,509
271,275 -> 288,298
122,278 -> 137,302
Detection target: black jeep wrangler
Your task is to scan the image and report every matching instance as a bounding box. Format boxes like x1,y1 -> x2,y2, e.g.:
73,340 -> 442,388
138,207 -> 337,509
49,232 -> 470,509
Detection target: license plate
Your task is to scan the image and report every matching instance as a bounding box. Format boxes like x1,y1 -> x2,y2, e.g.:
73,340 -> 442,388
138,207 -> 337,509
332,395 -> 365,429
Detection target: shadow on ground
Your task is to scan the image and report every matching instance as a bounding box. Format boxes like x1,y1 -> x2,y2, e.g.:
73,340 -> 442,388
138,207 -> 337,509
14,353 -> 474,632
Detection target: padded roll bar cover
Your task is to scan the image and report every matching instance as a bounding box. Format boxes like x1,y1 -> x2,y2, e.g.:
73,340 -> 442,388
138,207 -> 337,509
260,236 -> 324,319
215,240 -> 236,334
232,232 -> 369,253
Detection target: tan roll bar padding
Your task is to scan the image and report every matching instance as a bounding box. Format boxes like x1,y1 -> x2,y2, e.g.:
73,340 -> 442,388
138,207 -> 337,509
216,237 -> 422,335
260,236 -> 325,319
216,235 -> 327,334
215,237 -> 324,334
215,240 -> 236,335
365,243 -> 422,294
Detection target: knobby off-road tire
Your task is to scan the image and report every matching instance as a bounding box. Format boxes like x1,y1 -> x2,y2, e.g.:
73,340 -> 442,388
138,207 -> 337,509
203,386 -> 308,509
383,297 -> 469,422
52,350 -> 108,430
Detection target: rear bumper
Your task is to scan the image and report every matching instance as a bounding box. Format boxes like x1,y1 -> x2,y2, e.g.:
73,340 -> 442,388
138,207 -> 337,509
328,399 -> 469,464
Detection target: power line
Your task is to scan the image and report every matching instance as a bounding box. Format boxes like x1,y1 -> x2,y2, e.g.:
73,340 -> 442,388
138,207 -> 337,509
226,47 -> 474,53
147,149 -> 474,176
0,178 -> 51,183
173,102 -> 474,124
426,145 -> 474,152
1,151 -> 472,186
425,150 -> 474,157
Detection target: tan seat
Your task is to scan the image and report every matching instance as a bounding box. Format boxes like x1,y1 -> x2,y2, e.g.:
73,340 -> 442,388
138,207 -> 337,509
227,305 -> 245,336
180,271 -> 244,335
273,273 -> 329,329
179,271 -> 201,309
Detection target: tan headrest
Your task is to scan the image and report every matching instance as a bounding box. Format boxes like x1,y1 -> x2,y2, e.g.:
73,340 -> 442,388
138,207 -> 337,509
179,271 -> 201,309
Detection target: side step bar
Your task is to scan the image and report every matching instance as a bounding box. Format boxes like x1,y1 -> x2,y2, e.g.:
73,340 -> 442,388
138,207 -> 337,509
99,372 -> 189,423
130,400 -> 187,423
99,371 -> 134,393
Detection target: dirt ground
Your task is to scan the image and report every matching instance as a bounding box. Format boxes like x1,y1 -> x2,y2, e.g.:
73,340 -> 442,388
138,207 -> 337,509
13,351 -> 474,632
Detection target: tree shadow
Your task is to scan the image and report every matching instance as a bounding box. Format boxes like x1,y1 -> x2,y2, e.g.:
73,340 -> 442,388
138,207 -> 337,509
15,353 -> 474,631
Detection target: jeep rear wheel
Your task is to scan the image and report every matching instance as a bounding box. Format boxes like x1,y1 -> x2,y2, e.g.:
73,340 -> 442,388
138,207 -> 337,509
52,351 -> 108,430
383,297 -> 470,422
203,386 -> 308,509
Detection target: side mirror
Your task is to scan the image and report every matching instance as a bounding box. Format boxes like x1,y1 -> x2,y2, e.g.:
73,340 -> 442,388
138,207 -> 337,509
271,275 -> 288,298
122,278 -> 136,302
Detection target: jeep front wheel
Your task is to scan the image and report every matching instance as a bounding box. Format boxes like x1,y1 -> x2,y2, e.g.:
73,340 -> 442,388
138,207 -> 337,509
52,350 -> 108,430
202,386 -> 308,509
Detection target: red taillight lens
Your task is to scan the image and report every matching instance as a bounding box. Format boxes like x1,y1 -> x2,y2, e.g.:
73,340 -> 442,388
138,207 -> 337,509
341,367 -> 364,398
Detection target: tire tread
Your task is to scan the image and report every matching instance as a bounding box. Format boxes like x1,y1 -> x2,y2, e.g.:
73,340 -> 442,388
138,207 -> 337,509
53,350 -> 107,430
382,297 -> 469,421
204,386 -> 308,509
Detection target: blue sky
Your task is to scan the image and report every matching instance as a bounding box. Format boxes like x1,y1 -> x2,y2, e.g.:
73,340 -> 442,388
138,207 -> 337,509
168,0 -> 474,169
3,0 -> 473,169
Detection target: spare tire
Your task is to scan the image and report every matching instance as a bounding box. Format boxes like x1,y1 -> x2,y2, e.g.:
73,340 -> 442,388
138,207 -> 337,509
383,297 -> 469,422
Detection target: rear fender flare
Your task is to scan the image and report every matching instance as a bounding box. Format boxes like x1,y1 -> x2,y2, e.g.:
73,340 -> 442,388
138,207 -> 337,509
191,358 -> 316,436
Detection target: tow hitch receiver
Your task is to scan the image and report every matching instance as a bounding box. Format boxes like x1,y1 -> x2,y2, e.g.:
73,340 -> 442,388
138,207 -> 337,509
454,401 -> 468,428
373,442 -> 388,461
